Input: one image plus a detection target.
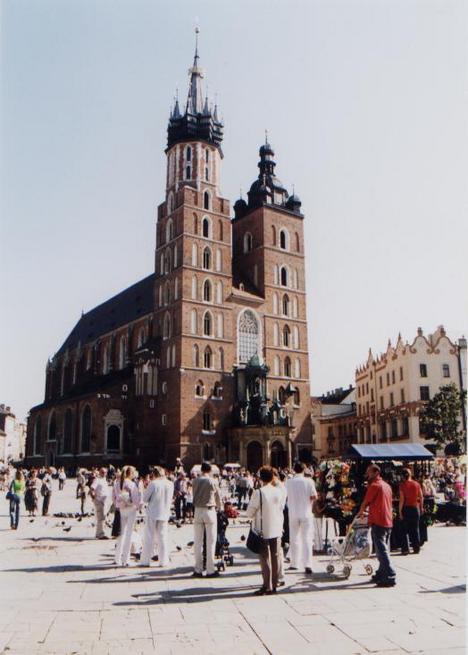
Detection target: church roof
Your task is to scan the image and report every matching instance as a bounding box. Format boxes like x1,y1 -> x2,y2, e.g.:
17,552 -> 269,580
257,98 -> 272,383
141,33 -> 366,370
57,274 -> 155,356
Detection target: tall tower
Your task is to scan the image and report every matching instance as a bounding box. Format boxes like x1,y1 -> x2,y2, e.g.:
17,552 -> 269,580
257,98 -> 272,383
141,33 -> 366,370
153,32 -> 234,465
231,140 -> 311,457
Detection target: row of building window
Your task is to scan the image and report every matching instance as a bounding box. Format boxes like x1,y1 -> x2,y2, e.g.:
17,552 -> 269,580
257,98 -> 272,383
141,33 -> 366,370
358,385 -> 433,416
358,363 -> 451,398
273,265 -> 300,289
243,228 -> 300,254
190,309 -> 224,338
273,323 -> 300,349
273,355 -> 301,379
32,407 -> 121,456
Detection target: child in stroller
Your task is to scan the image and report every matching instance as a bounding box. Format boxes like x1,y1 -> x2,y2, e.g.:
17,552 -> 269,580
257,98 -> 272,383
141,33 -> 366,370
215,508 -> 234,569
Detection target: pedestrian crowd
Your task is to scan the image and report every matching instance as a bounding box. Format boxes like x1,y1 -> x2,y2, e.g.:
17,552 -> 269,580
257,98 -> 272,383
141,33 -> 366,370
1,457 -> 466,596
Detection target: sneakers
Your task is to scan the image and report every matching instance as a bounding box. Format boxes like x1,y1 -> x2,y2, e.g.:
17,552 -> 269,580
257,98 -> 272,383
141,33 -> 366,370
305,567 -> 313,575
206,571 -> 221,578
191,571 -> 204,578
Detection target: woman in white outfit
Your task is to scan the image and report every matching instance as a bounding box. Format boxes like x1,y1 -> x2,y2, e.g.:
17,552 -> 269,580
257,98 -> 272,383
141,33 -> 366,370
113,466 -> 141,567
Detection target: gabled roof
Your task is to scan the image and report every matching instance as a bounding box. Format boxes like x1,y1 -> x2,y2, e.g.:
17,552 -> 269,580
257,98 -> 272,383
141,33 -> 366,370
345,443 -> 434,461
56,274 -> 155,356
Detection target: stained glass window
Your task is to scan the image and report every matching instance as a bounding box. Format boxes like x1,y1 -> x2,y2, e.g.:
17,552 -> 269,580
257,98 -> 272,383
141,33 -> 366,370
238,310 -> 260,363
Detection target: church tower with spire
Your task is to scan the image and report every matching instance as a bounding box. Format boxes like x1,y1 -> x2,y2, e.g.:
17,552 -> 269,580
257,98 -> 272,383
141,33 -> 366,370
153,31 -> 235,464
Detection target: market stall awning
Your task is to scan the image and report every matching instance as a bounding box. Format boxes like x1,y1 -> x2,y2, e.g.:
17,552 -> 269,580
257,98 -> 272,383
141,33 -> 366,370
345,444 -> 434,461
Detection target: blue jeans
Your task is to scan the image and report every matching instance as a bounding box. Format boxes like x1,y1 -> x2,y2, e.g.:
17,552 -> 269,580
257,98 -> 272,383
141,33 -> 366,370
371,525 -> 396,581
9,495 -> 20,528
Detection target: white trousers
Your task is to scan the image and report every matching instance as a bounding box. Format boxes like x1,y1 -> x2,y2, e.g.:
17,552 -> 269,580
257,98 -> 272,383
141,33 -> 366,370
141,518 -> 169,566
194,507 -> 217,574
313,517 -> 324,551
289,516 -> 314,569
115,508 -> 137,566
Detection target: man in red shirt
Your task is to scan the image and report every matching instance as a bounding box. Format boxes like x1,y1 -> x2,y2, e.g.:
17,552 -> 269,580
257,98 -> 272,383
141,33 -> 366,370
358,464 -> 396,587
399,468 -> 423,555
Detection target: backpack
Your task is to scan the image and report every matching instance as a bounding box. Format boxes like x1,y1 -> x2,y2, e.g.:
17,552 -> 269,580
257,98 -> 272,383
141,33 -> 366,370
40,482 -> 50,497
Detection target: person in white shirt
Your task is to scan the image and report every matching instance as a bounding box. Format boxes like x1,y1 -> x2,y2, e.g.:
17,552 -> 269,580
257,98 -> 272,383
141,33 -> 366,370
141,466 -> 174,567
90,467 -> 110,539
112,466 -> 141,566
285,461 -> 317,574
246,466 -> 286,595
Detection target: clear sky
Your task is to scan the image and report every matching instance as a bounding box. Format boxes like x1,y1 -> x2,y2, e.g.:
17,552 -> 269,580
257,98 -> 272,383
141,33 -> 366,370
2,0 -> 467,421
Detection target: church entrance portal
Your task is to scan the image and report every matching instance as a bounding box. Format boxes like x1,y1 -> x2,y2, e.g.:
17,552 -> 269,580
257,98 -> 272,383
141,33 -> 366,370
270,440 -> 286,469
246,441 -> 263,473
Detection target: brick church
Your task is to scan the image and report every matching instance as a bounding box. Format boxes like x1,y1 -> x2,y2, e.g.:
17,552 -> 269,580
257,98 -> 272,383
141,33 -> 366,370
25,40 -> 313,472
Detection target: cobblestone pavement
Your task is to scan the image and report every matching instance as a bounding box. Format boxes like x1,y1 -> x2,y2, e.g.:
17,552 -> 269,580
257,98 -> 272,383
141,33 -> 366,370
0,481 -> 465,655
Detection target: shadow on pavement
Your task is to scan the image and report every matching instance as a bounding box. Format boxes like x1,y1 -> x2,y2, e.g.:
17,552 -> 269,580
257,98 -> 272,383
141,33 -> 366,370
419,585 -> 466,594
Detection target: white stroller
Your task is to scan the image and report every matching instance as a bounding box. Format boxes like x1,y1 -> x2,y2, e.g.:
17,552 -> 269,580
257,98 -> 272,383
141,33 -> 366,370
326,514 -> 374,579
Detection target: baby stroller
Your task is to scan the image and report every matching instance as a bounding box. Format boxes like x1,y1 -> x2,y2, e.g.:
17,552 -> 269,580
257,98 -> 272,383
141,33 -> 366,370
215,510 -> 234,570
202,510 -> 235,571
326,514 -> 374,579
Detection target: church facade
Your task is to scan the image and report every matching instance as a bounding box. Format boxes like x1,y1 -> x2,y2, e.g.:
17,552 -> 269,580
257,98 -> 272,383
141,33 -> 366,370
25,43 -> 313,472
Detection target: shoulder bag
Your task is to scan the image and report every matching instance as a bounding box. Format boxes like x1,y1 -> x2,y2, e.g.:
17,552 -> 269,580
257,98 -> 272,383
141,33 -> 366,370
246,490 -> 266,554
6,480 -> 14,501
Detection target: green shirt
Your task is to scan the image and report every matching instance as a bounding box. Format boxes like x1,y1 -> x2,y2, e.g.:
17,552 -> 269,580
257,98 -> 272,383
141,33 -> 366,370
11,479 -> 25,495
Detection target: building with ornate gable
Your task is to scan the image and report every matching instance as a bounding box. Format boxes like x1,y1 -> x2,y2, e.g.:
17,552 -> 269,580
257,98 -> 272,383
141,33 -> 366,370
24,39 -> 313,471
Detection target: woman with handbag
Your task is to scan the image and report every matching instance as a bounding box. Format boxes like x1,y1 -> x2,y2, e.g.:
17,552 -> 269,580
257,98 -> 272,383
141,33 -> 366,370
112,466 -> 141,566
24,469 -> 39,517
8,470 -> 25,529
246,466 -> 286,595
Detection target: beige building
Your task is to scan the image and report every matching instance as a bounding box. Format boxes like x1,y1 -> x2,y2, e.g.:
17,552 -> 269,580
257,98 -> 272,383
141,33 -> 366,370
355,326 -> 467,446
0,404 -> 27,463
311,387 -> 357,458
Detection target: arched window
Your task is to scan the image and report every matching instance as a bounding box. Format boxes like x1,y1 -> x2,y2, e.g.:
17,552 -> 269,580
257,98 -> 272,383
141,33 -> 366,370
278,386 -> 287,404
238,309 -> 260,363
279,229 -> 289,250
293,326 -> 299,349
204,346 -> 212,368
272,225 -> 276,246
243,232 -> 253,253
191,309 -> 197,334
202,216 -> 210,238
81,405 -> 92,452
171,344 -> 176,367
193,213 -> 198,235
164,280 -> 171,305
280,266 -> 288,286
33,416 -> 42,455
203,279 -> 212,302
100,344 -> 108,375
164,248 -> 172,274
166,347 -> 170,368
293,388 -> 301,405
203,410 -> 213,431
192,243 -> 198,267
274,356 -> 280,376
218,347 -> 224,370
193,344 -> 199,367
163,312 -> 171,340
274,265 -> 279,285
284,357 -> 292,377
292,296 -> 298,318
203,311 -> 212,336
295,232 -> 300,252
195,380 -> 204,397
215,249 -> 221,271
219,220 -> 223,241
282,294 -> 289,316
192,276 -> 197,299
283,325 -> 291,347
173,245 -> 178,268
203,190 -> 210,210
273,322 -> 279,347
213,381 -> 223,397
186,145 -> 192,161
118,336 -> 127,369
63,409 -> 73,453
166,218 -> 174,242
203,442 -> 214,461
168,191 -> 175,213
185,165 -> 191,179
216,281 -> 223,304
294,358 -> 301,378
203,247 -> 211,270
217,313 -> 223,338
272,293 -> 278,314
107,425 -> 120,452
160,253 -> 164,275
174,276 -> 179,299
